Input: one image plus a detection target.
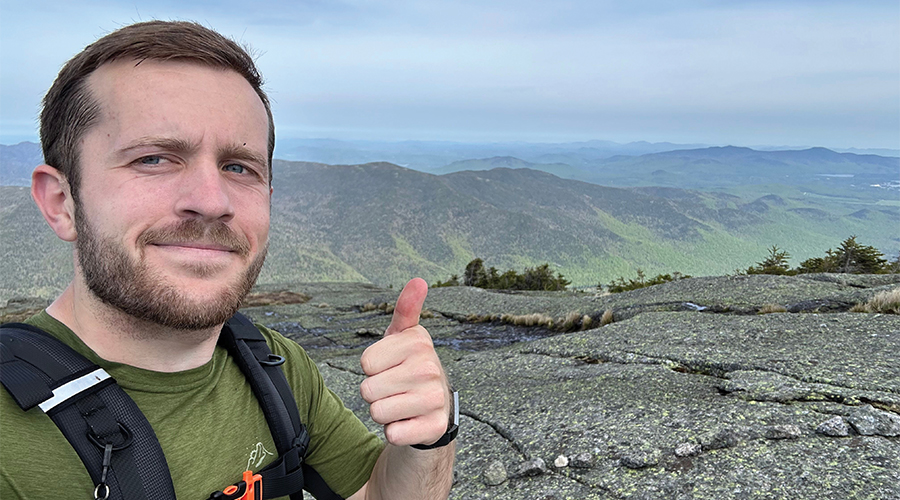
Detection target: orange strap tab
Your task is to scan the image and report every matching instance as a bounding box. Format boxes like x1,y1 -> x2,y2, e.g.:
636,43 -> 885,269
209,470 -> 263,500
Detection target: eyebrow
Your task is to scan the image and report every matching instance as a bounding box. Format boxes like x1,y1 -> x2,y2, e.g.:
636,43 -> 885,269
118,136 -> 197,156
117,136 -> 269,181
217,144 -> 270,182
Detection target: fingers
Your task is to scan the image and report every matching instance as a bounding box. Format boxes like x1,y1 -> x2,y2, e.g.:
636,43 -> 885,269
385,277 -> 428,336
360,337 -> 443,401
361,367 -> 450,446
361,277 -> 449,447
366,388 -> 446,427
380,400 -> 451,447
361,324 -> 434,375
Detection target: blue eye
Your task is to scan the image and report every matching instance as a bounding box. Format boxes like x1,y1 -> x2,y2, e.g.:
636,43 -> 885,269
223,163 -> 246,174
139,156 -> 162,165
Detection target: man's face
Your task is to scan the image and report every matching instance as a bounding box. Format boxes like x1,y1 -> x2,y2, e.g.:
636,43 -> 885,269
73,59 -> 272,331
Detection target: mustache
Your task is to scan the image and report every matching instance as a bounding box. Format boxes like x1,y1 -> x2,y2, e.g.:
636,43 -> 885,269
137,219 -> 251,257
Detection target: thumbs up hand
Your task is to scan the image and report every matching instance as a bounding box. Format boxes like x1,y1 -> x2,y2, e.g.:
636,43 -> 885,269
359,278 -> 452,447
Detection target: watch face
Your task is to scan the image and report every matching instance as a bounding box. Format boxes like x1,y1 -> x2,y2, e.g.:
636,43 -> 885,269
452,391 -> 460,426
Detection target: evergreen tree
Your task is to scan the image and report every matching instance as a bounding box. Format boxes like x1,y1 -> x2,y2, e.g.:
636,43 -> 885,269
747,246 -> 793,275
833,236 -> 887,274
797,236 -> 887,274
464,258 -> 487,287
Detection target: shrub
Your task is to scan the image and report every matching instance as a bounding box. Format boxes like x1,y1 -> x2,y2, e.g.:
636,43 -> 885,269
437,259 -> 571,291
747,246 -> 796,275
606,269 -> 691,293
797,236 -> 888,274
433,274 -> 460,287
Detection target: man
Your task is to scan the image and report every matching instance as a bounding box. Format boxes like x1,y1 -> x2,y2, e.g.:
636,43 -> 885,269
0,21 -> 455,499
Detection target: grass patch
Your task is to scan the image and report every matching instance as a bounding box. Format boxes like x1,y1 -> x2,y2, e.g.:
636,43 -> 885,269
851,287 -> 900,314
757,303 -> 787,315
360,302 -> 396,314
459,310 -> 600,331
600,309 -> 615,326
242,291 -> 311,307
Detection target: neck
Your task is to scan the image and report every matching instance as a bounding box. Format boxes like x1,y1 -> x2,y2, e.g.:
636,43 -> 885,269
47,281 -> 221,373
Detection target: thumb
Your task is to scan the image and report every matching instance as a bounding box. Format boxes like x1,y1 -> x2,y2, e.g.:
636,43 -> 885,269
385,278 -> 428,336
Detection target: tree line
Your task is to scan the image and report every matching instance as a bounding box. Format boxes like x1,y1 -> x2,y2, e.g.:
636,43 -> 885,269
607,236 -> 897,293
433,258 -> 571,291
745,236 -> 895,276
432,236 -> 897,293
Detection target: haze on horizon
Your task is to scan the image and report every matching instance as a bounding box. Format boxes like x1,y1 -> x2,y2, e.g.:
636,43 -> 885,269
1,0 -> 898,151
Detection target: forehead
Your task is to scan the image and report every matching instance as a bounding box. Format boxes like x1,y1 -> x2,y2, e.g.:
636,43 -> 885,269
84,59 -> 269,153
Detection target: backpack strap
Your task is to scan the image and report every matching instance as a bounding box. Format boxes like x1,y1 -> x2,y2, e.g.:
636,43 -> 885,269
1,316 -> 345,500
0,322 -> 176,500
219,313 -> 343,500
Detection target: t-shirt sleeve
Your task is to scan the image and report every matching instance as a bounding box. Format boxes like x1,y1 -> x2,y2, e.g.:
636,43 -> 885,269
259,326 -> 384,498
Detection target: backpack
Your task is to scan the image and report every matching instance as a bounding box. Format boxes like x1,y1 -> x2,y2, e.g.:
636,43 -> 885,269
0,313 -> 343,500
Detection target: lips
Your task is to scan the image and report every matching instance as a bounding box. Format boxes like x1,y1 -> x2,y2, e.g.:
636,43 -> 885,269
153,241 -> 236,253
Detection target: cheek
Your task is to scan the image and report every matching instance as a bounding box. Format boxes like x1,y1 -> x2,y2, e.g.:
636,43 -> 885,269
240,196 -> 271,246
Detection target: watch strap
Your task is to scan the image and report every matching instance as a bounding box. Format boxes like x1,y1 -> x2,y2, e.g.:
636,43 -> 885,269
412,390 -> 459,450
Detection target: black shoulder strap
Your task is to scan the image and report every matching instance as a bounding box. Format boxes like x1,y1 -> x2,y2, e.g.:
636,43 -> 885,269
220,313 -> 343,500
0,322 -> 176,500
1,316 -> 345,500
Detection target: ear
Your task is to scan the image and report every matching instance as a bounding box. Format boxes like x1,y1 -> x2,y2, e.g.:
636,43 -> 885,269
31,164 -> 77,242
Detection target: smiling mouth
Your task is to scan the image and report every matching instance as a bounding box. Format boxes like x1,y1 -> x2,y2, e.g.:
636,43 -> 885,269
139,220 -> 251,258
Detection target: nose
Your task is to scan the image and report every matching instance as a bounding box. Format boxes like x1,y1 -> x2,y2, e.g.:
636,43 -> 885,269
174,162 -> 235,223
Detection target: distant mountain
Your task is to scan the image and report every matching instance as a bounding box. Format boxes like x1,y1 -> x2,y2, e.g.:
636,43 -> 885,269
3,160 -> 895,298
0,142 -> 42,186
274,138 -> 708,170
426,147 -> 899,205
831,147 -> 899,157
578,146 -> 900,190
432,156 -> 583,179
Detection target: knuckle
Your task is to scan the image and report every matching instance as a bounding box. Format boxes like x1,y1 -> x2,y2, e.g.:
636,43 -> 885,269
427,414 -> 447,435
359,379 -> 375,403
424,389 -> 446,412
414,361 -> 441,382
369,401 -> 388,424
359,351 -> 376,375
410,328 -> 434,351
384,423 -> 403,445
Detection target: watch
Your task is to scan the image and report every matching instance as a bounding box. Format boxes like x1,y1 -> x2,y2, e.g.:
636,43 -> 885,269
412,390 -> 459,450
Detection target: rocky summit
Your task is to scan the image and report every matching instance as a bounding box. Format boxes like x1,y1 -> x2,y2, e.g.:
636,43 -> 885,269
220,274 -> 900,499
3,274 -> 897,499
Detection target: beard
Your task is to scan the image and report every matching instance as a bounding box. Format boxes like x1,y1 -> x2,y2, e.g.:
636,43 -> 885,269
74,210 -> 267,332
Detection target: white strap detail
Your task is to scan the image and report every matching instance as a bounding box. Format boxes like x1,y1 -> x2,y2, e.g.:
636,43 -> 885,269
39,368 -> 111,412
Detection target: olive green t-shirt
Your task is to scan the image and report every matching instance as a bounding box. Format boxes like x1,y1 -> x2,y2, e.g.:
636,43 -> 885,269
0,312 -> 384,499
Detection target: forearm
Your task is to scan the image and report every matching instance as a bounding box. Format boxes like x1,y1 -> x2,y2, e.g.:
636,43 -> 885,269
366,442 -> 455,500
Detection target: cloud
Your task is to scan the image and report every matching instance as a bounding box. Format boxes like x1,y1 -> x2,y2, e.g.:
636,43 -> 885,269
1,0 -> 897,148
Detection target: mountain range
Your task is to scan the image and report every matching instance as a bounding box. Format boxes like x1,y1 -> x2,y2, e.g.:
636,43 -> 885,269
2,146 -> 896,298
273,138 -> 899,169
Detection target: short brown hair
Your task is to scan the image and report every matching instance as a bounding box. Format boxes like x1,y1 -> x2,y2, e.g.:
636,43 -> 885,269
40,20 -> 275,198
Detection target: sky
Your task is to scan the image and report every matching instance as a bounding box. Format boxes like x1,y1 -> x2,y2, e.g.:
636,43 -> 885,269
1,0 -> 898,150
